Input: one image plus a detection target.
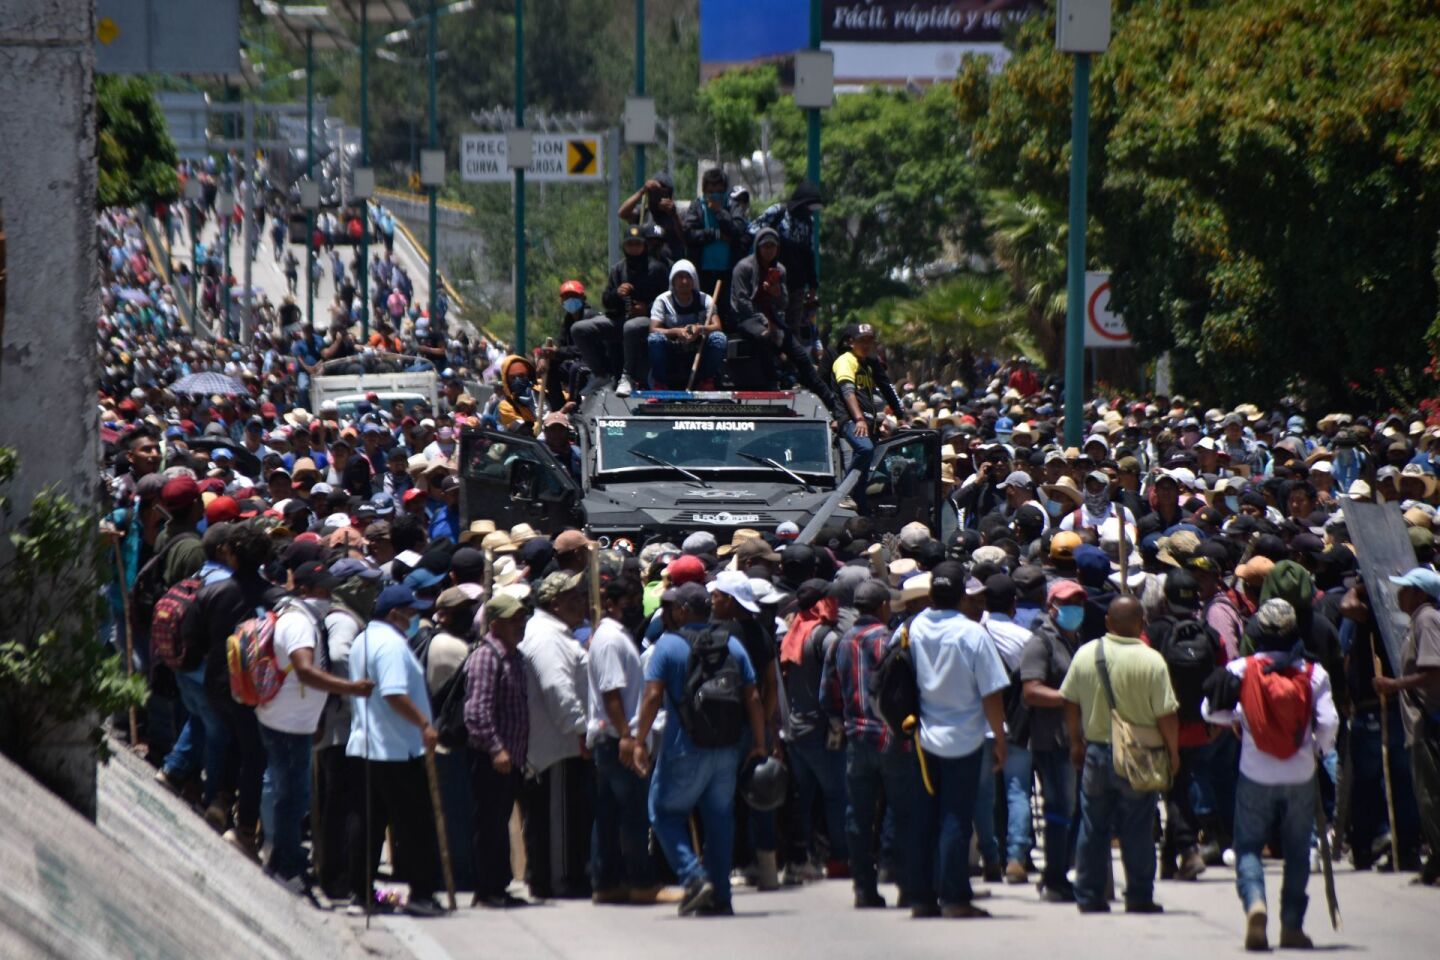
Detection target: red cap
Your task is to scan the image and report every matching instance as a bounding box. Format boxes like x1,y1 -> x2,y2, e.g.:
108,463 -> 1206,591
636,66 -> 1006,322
294,532 -> 322,544
205,495 -> 241,524
197,477 -> 226,495
118,398 -> 138,413
560,279 -> 585,297
1047,579 -> 1087,605
260,402 -> 278,417
180,419 -> 197,434
402,488 -> 426,504
401,416 -> 417,428
159,476 -> 200,512
666,555 -> 707,586
365,391 -> 380,402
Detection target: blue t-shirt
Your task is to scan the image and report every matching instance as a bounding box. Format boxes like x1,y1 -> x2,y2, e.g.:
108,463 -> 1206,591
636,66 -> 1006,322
346,620 -> 431,762
903,608 -> 1011,759
644,623 -> 755,758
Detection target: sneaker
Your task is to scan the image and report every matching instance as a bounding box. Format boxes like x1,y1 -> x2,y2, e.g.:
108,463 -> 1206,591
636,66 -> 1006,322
615,375 -> 634,397
345,896 -> 369,918
781,864 -> 807,887
981,860 -> 1003,884
154,768 -> 184,795
1278,928 -> 1313,949
678,877 -> 714,917
1125,901 -> 1164,914
404,898 -> 445,918
1004,860 -> 1029,885
1177,850 -> 1207,881
854,890 -> 887,909
223,827 -> 261,864
1245,902 -> 1269,951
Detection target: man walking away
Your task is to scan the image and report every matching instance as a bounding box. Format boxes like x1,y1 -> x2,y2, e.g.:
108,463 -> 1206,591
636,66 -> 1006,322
907,561 -> 1011,919
464,593 -> 532,908
1061,595 -> 1179,914
1204,598 -> 1340,950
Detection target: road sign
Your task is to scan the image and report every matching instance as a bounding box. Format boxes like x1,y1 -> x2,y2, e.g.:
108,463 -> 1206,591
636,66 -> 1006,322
460,133 -> 604,183
1084,271 -> 1131,348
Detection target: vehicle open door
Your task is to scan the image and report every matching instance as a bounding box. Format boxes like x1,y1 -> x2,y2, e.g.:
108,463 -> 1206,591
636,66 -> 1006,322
459,428 -> 583,537
865,429 -> 941,537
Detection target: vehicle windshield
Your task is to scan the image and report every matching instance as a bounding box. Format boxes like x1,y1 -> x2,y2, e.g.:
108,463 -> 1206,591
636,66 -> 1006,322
596,417 -> 833,477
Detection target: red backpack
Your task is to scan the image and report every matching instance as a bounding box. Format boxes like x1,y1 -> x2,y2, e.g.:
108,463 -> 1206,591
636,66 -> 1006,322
150,574 -> 205,670
1239,656 -> 1313,759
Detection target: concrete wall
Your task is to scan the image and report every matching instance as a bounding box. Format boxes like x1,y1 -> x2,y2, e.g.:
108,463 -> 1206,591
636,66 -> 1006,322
374,188 -> 485,287
0,0 -> 101,817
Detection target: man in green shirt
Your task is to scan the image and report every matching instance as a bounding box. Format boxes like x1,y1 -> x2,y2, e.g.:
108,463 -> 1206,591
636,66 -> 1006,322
1060,596 -> 1179,915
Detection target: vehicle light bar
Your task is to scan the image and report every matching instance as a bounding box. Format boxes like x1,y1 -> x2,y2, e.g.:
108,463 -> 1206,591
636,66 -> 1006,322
633,390 -> 795,402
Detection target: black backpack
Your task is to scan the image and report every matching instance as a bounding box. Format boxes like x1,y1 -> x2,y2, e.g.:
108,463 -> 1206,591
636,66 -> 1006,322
433,647 -> 475,751
677,623 -> 746,749
869,618 -> 920,739
1152,615 -> 1220,722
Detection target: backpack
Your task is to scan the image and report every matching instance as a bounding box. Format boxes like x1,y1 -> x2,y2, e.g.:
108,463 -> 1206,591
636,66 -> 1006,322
129,532 -> 200,634
1152,616 -> 1220,722
870,619 -> 920,739
150,574 -> 205,670
226,598 -> 305,707
1239,656 -> 1314,759
677,623 -> 746,749
433,648 -> 475,751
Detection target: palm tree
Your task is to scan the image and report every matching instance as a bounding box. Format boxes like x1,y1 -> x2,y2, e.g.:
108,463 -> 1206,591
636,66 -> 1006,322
983,190 -> 1069,366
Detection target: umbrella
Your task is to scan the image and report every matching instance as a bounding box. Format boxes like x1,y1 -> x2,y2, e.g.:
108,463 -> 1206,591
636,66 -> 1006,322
171,371 -> 246,396
117,288 -> 152,305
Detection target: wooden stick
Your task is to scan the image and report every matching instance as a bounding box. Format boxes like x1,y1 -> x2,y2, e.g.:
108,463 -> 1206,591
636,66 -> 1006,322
685,281 -> 723,391
114,541 -> 139,745
424,747 -> 458,911
1371,645 -> 1402,868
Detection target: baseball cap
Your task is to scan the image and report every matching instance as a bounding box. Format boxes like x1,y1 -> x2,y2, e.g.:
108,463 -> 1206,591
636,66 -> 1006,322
1390,566 -> 1440,599
929,560 -> 967,602
853,578 -> 899,611
682,531 -> 718,556
404,566 -> 446,591
1163,569 -> 1201,611
661,580 -> 711,610
554,529 -> 592,553
330,557 -> 382,581
435,586 -> 477,611
1047,579 -> 1087,605
484,592 -> 528,621
734,537 -> 781,563
292,560 -> 341,591
666,554 -> 707,585
708,569 -> 760,613
160,476 -> 201,512
543,411 -> 571,430
205,495 -> 240,524
374,584 -> 420,618
536,570 -> 584,604
1049,531 -> 1082,561
999,470 -> 1034,490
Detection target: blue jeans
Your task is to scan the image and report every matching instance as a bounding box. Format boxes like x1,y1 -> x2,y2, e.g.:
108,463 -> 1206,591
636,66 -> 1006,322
1075,743 -> 1159,908
1032,748 -> 1078,890
164,665 -> 230,806
258,725 -> 313,881
841,421 -> 876,510
1002,742 -> 1034,864
646,330 -> 726,389
1189,730 -> 1239,839
1233,774 -> 1314,931
974,739 -> 999,863
592,739 -> 656,891
788,734 -> 849,862
846,739 -> 917,896
910,746 -> 983,909
1350,708 -> 1419,857
649,745 -> 741,906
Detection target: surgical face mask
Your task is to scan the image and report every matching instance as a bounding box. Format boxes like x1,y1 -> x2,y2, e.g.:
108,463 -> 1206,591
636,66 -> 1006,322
1224,495 -> 1240,513
1084,489 -> 1109,513
1045,499 -> 1063,519
1055,604 -> 1085,633
562,296 -> 584,314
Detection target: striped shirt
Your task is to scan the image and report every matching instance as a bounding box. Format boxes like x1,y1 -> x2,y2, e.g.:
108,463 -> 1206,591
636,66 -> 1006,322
823,617 -> 894,752
463,634 -> 529,767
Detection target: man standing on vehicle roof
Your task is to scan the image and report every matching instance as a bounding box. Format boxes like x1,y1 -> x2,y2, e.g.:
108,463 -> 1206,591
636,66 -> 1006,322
832,322 -> 901,513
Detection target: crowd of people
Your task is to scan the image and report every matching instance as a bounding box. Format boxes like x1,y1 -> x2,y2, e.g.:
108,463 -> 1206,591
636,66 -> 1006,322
95,176 -> 1440,947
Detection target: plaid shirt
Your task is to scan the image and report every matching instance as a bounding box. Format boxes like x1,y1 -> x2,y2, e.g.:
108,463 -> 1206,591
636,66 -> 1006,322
464,634 -> 529,766
823,617 -> 894,752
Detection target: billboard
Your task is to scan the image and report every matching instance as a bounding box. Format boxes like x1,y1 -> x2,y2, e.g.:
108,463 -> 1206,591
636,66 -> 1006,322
701,0 -> 1042,83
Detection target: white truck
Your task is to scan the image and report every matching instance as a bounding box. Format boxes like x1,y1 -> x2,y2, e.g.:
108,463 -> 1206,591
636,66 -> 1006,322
309,353 -> 439,420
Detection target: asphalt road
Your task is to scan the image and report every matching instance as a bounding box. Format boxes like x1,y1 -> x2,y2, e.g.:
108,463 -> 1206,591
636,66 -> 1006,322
348,855 -> 1434,960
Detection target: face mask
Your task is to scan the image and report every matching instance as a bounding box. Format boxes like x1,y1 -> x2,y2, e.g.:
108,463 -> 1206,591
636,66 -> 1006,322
1224,495 -> 1240,513
562,297 -> 584,314
1045,499 -> 1063,519
706,191 -> 726,205
1055,605 -> 1084,632
620,604 -> 647,637
1084,490 -> 1109,513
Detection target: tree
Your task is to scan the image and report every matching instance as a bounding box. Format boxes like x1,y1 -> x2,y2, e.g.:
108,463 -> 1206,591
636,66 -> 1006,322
96,76 -> 179,211
697,66 -> 781,167
957,0 -> 1440,406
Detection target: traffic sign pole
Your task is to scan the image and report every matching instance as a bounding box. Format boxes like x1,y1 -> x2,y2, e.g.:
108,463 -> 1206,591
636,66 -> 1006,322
634,0 -> 646,190
428,0 -> 439,329
360,1 -> 370,340
514,0 -> 527,354
807,0 -> 821,288
306,29 -> 315,334
1063,51 -> 1090,448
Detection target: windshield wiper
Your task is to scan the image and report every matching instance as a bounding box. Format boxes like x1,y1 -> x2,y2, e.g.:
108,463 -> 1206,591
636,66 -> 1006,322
632,450 -> 711,488
737,452 -> 816,492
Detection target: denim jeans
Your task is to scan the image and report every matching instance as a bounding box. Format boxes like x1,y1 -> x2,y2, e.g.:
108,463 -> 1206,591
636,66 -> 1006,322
1350,708 -> 1419,858
592,738 -> 656,891
164,665 -> 230,806
1233,774 -> 1314,931
1002,742 -> 1034,864
788,734 -> 849,862
1032,748 -> 1078,890
1075,742 -> 1159,908
846,739 -> 917,896
841,421 -> 876,511
910,746 -> 983,909
646,330 -> 727,389
649,745 -> 742,906
1189,730 -> 1239,840
257,725 -> 313,881
973,738 -> 999,863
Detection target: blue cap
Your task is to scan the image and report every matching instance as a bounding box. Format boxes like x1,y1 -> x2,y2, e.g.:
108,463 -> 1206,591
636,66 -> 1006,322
330,557 -> 381,581
1389,567 -> 1440,599
373,583 -> 419,617
370,491 -> 396,515
165,425 -> 184,439
404,566 -> 445,593
212,447 -> 233,460
362,422 -> 385,435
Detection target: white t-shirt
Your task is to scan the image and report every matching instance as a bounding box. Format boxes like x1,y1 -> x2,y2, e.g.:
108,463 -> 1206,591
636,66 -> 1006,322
585,617 -> 644,747
256,600 -> 329,736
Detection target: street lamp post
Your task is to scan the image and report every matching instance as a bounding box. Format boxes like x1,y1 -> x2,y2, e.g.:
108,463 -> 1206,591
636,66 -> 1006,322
633,0 -> 645,190
306,28 -> 316,332
514,0 -> 526,352
359,1 -> 371,338
428,0 -> 439,327
807,0 -> 821,283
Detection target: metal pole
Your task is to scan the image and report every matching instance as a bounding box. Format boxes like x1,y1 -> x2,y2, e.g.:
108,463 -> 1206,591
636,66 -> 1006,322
222,153 -> 232,332
606,128 -> 621,266
514,0 -> 526,352
359,1 -> 371,339
306,30 -> 316,333
807,0 -> 821,287
1063,52 -> 1090,449
428,0 -> 439,328
633,0 -> 645,190
190,207 -> 199,324
242,101 -> 255,343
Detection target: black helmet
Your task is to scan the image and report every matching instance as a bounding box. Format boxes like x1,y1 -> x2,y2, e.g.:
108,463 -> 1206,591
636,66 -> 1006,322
739,755 -> 788,811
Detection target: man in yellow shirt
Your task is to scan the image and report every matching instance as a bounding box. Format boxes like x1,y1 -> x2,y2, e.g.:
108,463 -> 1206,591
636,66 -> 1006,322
1060,596 -> 1180,915
831,323 -> 901,511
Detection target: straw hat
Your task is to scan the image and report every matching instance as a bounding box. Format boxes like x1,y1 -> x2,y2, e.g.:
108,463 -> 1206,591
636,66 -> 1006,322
1041,475 -> 1084,512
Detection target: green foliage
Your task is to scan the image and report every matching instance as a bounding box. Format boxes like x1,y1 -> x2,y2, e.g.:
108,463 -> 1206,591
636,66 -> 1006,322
96,75 -> 180,211
0,451 -> 146,767
697,66 -> 781,165
957,0 -> 1440,405
982,190 -> 1070,365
